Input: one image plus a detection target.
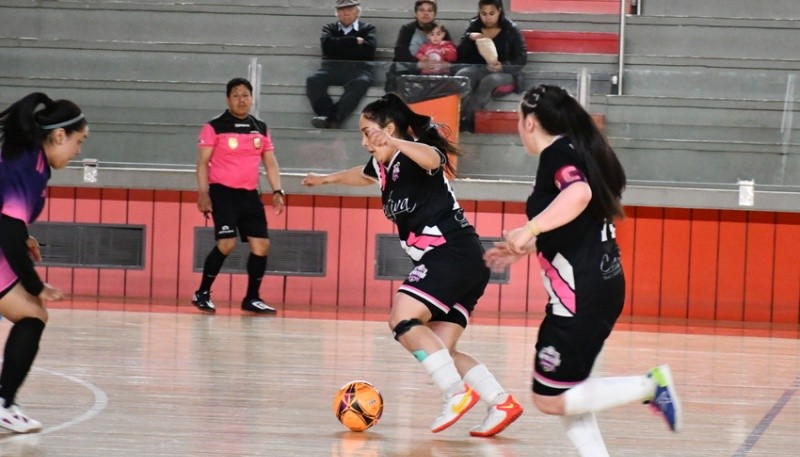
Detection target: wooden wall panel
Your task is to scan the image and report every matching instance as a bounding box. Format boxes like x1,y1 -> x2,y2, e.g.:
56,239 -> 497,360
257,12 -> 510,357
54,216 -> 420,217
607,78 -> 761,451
744,211 -> 776,322
43,187 -> 75,295
310,196 -> 341,307
687,209 -> 719,320
772,212 -> 800,324
98,188 -> 129,298
474,200 -> 503,313
150,191 -> 181,300
284,194 -> 315,305
364,197 -> 394,309
125,189 -> 154,299
337,197 -> 369,307
631,206 -> 664,317
660,208 -> 691,319
715,211 -> 747,321
501,202 -> 537,313
177,191 -> 203,309
72,187 -> 102,297
263,193 -> 288,307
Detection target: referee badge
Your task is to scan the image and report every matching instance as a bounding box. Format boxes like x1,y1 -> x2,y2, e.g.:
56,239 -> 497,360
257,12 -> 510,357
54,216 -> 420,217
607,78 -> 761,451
253,136 -> 262,150
228,137 -> 239,149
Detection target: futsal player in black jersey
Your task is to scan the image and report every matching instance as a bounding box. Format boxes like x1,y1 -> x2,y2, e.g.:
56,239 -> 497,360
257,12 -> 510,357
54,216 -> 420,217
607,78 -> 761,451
484,84 -> 682,456
302,93 -> 523,437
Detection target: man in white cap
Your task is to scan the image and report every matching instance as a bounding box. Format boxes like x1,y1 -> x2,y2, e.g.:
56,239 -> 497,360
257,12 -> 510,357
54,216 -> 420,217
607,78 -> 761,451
305,0 -> 377,129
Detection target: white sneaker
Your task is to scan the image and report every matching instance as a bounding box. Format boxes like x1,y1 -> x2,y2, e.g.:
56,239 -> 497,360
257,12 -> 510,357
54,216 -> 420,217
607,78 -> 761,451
431,386 -> 480,433
0,404 -> 42,433
470,395 -> 524,437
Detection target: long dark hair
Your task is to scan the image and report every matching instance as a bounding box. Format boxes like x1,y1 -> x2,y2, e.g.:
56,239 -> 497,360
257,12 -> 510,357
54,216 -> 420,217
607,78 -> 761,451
520,84 -> 626,220
361,92 -> 461,177
478,0 -> 506,23
0,92 -> 86,160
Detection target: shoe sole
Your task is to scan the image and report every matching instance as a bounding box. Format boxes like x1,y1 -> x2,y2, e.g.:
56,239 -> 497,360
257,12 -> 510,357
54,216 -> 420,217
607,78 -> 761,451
431,390 -> 480,433
469,401 -> 524,438
192,300 -> 216,313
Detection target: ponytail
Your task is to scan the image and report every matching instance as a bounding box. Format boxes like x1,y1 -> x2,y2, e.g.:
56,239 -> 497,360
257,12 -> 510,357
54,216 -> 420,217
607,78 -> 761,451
521,84 -> 626,220
0,92 -> 86,160
362,92 -> 462,177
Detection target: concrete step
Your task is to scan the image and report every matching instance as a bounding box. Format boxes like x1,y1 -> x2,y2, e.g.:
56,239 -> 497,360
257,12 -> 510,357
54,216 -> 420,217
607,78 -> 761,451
641,0 -> 800,20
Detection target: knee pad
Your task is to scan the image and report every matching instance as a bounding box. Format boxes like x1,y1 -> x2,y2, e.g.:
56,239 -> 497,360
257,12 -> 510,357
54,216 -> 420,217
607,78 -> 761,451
391,318 -> 423,341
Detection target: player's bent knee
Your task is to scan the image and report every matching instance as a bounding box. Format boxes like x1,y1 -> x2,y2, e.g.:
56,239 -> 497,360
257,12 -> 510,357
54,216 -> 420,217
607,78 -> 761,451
533,394 -> 565,416
391,318 -> 423,341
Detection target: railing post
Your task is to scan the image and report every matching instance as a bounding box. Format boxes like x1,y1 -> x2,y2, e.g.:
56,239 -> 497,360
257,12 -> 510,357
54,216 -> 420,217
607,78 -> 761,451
616,0 -> 627,96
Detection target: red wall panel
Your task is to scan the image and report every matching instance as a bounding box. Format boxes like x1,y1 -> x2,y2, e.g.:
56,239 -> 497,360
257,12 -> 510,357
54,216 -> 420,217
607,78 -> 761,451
72,187 -> 102,297
284,194 -> 315,306
743,211 -> 776,322
98,188 -> 129,298
631,206 -> 664,317
43,187 -> 75,294
615,209 -> 635,317
310,196 -> 342,307
660,208 -> 691,319
687,209 -> 719,320
772,212 -> 800,323
337,197 -> 369,307
125,189 -> 154,299
474,200 -> 504,313
716,211 -> 747,321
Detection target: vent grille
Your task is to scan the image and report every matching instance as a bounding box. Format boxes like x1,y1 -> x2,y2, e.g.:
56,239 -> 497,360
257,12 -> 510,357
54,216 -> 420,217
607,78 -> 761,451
193,228 -> 326,276
375,234 -> 510,283
28,222 -> 145,269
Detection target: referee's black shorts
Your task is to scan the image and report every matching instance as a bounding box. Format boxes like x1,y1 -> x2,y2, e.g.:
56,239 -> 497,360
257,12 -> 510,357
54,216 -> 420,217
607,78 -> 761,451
397,230 -> 490,328
208,184 -> 269,241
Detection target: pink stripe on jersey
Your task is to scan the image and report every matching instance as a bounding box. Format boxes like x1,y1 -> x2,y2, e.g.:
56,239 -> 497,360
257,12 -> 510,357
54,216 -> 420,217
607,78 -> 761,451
538,253 -> 577,314
533,372 -> 582,390
406,232 -> 446,250
398,285 -> 450,314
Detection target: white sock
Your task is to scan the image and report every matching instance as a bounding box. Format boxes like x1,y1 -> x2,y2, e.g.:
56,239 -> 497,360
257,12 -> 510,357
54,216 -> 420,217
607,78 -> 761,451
464,364 -> 507,406
564,375 -> 656,416
562,413 -> 609,457
420,349 -> 465,395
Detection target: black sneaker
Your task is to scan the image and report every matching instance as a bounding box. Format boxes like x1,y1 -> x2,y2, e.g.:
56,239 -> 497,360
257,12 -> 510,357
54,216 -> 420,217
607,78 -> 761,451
241,297 -> 277,314
192,290 -> 216,313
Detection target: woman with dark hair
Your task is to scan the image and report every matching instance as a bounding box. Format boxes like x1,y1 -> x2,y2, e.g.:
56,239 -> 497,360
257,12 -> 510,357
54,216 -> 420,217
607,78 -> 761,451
0,92 -> 88,433
484,84 -> 681,455
302,92 -> 523,437
455,0 -> 527,131
384,0 -> 453,92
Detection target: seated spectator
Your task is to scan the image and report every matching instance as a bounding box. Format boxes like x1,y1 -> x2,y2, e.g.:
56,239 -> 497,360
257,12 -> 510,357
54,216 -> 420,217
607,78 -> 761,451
306,0 -> 377,129
384,0 -> 452,92
454,0 -> 527,132
415,22 -> 458,75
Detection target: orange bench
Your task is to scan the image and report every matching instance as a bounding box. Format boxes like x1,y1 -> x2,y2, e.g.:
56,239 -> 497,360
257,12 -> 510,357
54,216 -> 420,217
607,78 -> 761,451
474,110 -> 606,134
523,30 -> 620,54
510,0 -> 631,14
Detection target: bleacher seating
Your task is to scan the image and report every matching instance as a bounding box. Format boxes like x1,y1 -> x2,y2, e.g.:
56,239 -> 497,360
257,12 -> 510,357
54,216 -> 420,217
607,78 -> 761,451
0,0 -> 797,192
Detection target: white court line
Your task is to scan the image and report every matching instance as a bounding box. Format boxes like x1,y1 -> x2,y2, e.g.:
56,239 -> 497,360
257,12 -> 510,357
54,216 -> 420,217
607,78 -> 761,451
0,366 -> 108,441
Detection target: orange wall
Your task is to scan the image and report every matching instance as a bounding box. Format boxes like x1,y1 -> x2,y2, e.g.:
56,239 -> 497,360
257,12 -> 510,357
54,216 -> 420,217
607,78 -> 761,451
37,187 -> 800,324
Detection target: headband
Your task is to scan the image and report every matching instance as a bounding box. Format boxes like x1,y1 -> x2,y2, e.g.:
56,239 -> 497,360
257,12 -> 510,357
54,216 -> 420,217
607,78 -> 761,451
40,113 -> 85,130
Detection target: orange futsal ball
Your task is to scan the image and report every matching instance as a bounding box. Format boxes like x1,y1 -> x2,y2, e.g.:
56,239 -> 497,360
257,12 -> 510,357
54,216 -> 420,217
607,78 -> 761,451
332,380 -> 384,432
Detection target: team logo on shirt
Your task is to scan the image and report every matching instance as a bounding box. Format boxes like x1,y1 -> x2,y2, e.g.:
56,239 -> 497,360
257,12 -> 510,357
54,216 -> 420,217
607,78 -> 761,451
392,162 -> 400,182
538,346 -> 562,372
407,264 -> 428,282
253,137 -> 262,150
228,137 -> 239,150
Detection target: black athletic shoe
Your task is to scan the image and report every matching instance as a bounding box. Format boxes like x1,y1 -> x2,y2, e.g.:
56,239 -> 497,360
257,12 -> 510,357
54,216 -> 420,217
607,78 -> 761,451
192,290 -> 216,313
241,297 -> 277,314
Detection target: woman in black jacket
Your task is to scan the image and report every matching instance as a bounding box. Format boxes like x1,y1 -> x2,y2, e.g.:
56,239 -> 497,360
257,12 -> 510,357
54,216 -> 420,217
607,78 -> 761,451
384,0 -> 452,92
455,0 -> 527,131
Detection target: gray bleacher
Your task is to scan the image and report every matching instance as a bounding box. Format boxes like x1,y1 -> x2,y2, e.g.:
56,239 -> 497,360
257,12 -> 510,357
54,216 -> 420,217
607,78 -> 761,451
0,0 -> 797,211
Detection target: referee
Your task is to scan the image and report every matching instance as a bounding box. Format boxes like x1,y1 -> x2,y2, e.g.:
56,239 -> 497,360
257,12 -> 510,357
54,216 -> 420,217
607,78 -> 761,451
193,78 -> 285,314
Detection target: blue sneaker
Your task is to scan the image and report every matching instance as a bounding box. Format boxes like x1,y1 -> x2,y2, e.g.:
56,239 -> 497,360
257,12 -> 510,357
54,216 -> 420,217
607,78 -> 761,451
647,365 -> 682,432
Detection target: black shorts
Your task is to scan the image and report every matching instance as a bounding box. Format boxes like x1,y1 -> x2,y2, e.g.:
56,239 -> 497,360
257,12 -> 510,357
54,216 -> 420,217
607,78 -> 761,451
532,274 -> 625,396
397,230 -> 490,328
208,184 -> 269,241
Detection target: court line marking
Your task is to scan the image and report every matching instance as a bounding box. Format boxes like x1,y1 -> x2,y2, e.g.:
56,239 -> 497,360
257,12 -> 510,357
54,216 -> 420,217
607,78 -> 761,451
0,366 -> 108,441
731,375 -> 800,456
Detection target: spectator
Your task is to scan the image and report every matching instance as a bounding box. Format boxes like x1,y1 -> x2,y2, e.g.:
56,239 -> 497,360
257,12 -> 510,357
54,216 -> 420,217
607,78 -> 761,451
384,0 -> 451,91
193,77 -> 285,315
455,0 -> 527,132
306,0 -> 377,129
415,22 -> 458,75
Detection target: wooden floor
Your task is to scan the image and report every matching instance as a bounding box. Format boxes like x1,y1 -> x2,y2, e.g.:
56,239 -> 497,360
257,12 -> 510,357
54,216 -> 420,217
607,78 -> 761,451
0,300 -> 798,456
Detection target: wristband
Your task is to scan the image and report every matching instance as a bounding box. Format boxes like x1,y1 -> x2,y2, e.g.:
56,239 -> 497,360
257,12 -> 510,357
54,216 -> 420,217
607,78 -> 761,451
273,189 -> 285,196
525,219 -> 542,237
